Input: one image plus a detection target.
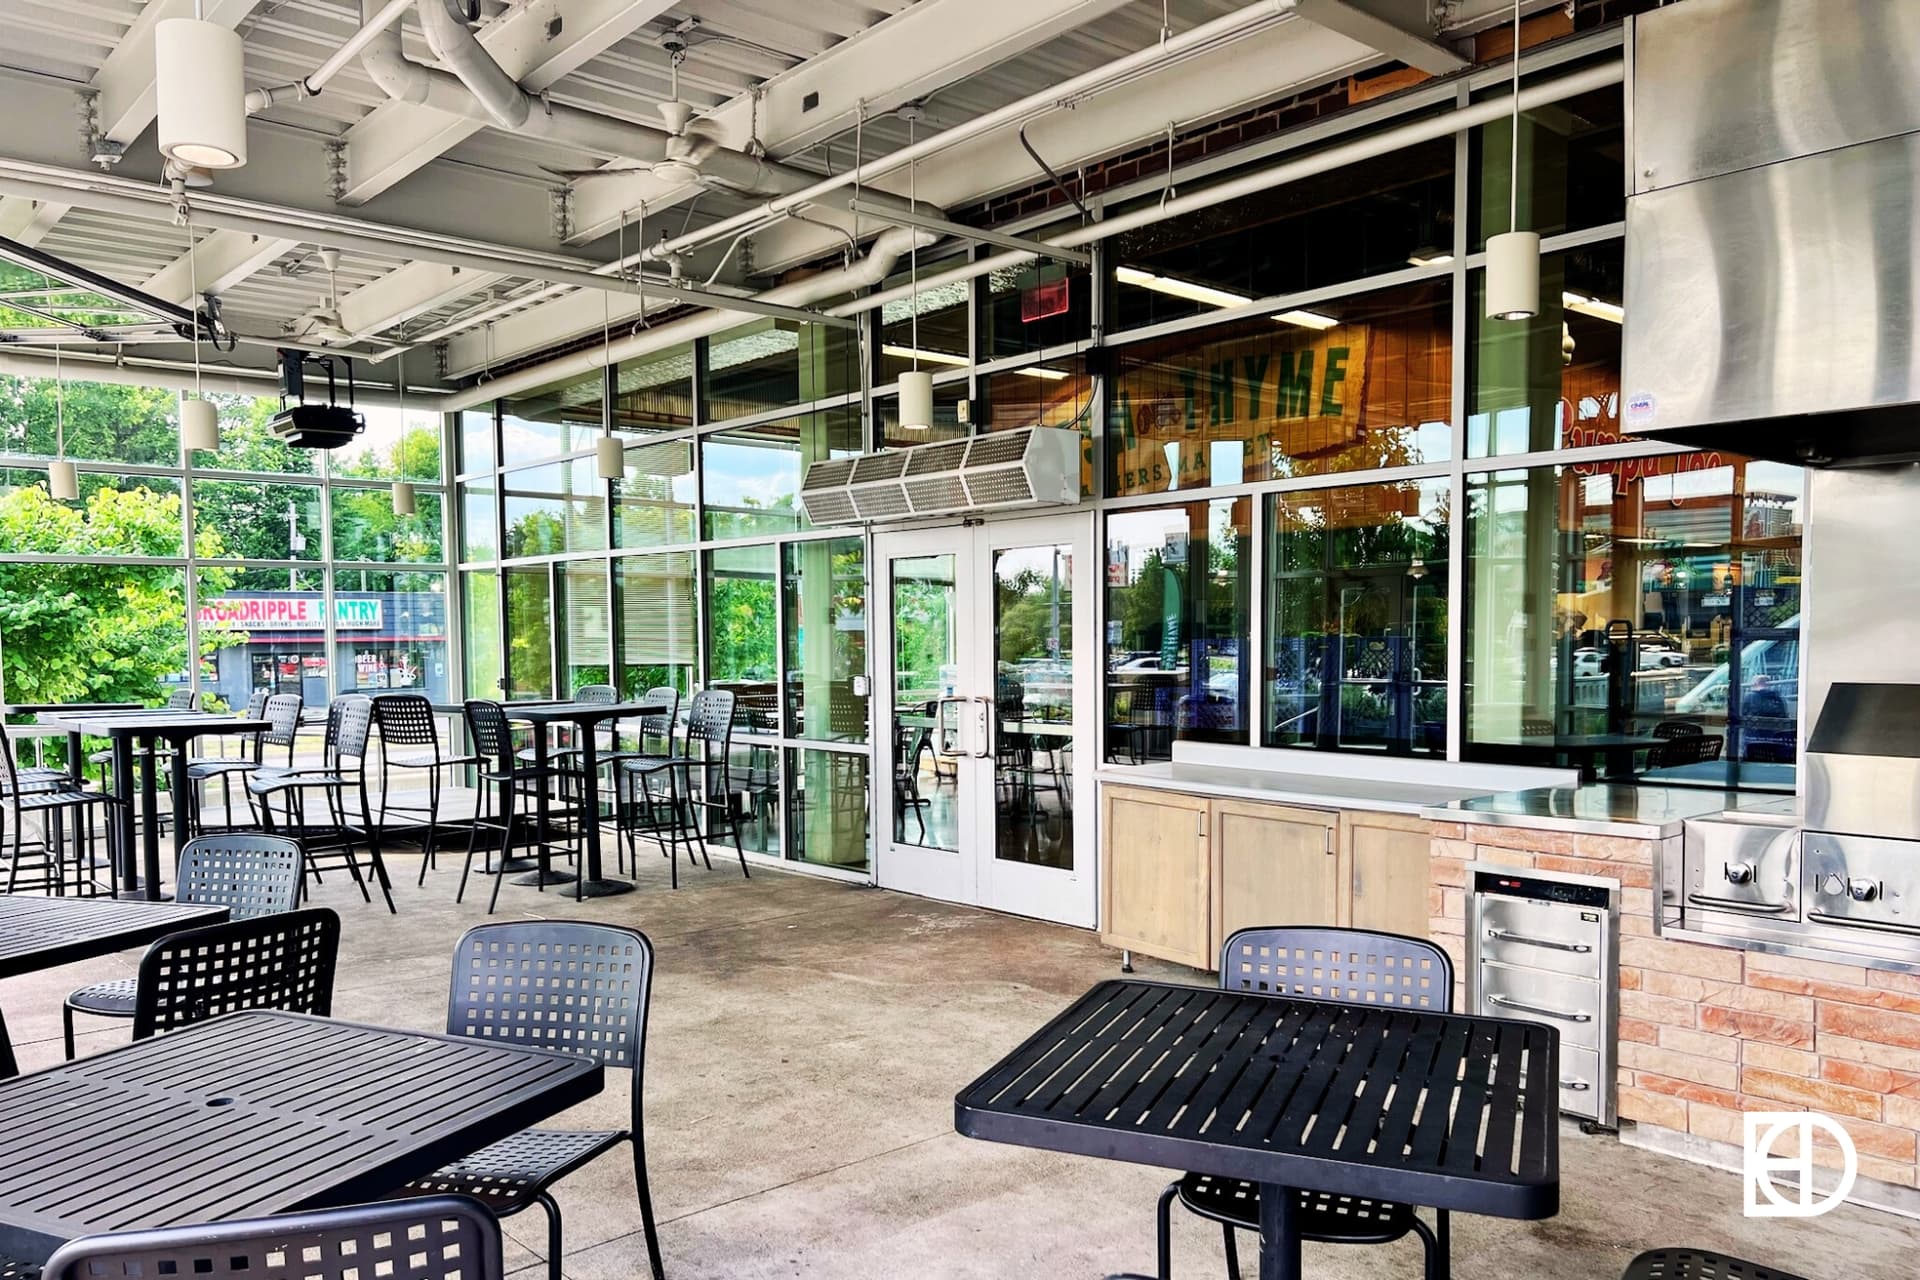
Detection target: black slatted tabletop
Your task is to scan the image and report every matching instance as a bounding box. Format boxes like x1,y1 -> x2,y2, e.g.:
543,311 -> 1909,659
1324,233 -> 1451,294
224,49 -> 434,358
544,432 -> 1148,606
0,1010 -> 602,1263
0,897 -> 227,979
955,980 -> 1560,1280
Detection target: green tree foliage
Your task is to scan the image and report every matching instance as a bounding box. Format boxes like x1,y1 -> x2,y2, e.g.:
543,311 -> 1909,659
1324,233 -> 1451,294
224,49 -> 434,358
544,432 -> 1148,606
708,572 -> 776,682
0,374 -> 179,465
0,483 -> 240,705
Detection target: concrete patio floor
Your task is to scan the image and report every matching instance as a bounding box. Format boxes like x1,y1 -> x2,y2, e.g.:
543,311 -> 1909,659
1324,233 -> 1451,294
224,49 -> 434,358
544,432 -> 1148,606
6,837 -> 1918,1279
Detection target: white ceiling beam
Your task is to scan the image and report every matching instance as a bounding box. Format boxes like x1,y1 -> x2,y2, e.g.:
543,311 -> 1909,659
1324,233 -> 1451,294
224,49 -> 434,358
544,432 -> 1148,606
338,0 -> 681,205
0,197 -> 71,247
140,230 -> 298,304
455,17 -> 1384,370
337,261 -> 507,337
567,0 -> 1141,244
90,0 -> 263,145
1290,0 -> 1466,74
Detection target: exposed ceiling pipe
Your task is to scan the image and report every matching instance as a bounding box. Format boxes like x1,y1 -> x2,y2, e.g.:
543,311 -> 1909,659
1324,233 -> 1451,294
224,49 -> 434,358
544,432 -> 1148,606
443,226 -> 934,411
827,59 -> 1626,318
641,0 -> 1300,264
0,166 -> 854,331
415,0 -> 530,129
244,0 -> 416,111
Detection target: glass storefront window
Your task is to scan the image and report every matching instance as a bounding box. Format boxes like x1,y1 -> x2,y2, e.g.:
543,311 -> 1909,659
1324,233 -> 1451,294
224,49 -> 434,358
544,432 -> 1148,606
876,384 -> 968,448
701,408 -> 860,539
458,409 -> 495,475
331,405 -> 443,481
1105,498 -> 1252,755
610,438 -> 695,548
707,321 -> 858,421
330,570 -> 450,704
207,394 -> 317,476
502,371 -> 603,462
784,748 -> 869,871
193,479 -> 323,560
1109,282 -> 1451,496
1468,243 -> 1623,458
460,480 -> 498,563
501,458 -> 606,557
879,251 -> 970,385
615,552 -> 696,696
986,358 -> 1094,498
333,485 -> 443,563
0,468 -> 184,556
707,543 -> 778,735
1112,140 -> 1454,332
462,569 -> 501,698
503,564 -> 553,699
1468,82 -> 1624,250
1265,478 -> 1450,755
784,537 -> 867,742
981,253 -> 1091,361
0,374 -> 181,466
614,345 -> 693,433
1464,457 -> 1803,790
0,564 -> 189,707
560,561 -> 611,695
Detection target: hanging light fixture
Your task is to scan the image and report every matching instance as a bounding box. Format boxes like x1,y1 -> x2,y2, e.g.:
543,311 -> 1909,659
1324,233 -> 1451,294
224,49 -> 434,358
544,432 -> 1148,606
391,345 -> 416,515
1485,0 -> 1539,321
49,345 -> 77,501
594,290 -> 624,481
181,220 -> 221,453
898,111 -> 933,432
155,5 -> 248,170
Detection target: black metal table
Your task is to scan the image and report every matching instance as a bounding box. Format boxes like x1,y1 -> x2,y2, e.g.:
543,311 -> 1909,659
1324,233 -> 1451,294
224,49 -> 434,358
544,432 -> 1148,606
0,896 -> 228,1079
955,980 -> 1561,1280
0,1008 -> 603,1263
505,700 -> 653,898
38,711 -> 267,900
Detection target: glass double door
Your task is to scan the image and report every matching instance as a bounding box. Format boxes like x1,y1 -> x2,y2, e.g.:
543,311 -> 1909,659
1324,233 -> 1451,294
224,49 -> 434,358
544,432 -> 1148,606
872,513 -> 1096,927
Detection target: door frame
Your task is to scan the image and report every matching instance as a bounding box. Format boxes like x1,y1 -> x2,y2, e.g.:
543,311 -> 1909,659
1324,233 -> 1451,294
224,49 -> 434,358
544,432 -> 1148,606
871,511 -> 1098,928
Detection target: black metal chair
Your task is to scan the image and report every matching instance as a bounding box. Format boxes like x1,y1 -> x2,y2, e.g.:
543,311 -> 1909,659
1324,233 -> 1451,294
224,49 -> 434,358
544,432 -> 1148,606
372,694 -> 480,884
188,692 -> 302,835
456,700 -> 578,912
396,921 -> 665,1280
128,907 -> 340,1041
1155,927 -> 1454,1280
607,687 -> 680,872
640,689 -> 750,887
1620,1249 -> 1808,1280
248,696 -> 394,912
0,719 -> 112,896
1648,732 -> 1726,769
41,1196 -> 503,1280
62,833 -> 304,1058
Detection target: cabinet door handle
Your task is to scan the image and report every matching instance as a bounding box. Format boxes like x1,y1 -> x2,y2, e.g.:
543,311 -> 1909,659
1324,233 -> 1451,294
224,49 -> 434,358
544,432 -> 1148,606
1489,992 -> 1592,1023
1485,928 -> 1591,954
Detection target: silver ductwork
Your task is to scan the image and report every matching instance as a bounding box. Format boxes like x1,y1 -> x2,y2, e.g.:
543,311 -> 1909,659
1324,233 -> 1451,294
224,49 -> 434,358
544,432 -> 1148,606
1622,0 -> 1920,468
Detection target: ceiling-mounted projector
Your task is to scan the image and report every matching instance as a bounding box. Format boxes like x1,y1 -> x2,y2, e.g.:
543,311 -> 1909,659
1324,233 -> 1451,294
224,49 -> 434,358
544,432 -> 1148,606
269,348 -> 365,449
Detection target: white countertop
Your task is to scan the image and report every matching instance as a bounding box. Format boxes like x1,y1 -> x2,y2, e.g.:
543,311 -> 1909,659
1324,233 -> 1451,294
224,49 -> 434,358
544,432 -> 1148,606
1096,761 -> 1496,815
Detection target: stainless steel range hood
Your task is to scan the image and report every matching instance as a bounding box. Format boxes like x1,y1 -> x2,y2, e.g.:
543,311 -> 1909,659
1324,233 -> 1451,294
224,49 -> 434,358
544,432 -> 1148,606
1621,0 -> 1920,468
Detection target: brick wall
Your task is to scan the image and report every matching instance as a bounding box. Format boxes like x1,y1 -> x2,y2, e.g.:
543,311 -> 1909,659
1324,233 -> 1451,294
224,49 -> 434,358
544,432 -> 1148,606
1431,821 -> 1920,1194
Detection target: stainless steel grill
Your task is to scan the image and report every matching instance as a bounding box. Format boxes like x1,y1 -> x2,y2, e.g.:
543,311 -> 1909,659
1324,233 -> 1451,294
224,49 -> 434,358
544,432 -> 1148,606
1468,863 -> 1620,1128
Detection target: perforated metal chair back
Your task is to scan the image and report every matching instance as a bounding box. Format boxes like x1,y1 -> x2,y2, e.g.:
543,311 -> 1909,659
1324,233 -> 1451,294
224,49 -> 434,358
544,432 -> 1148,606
261,694 -> 304,753
1619,1248 -> 1808,1280
464,700 -> 514,774
1650,719 -> 1703,741
41,1195 -> 503,1280
165,688 -> 198,711
130,907 -> 340,1040
242,689 -> 270,720
633,687 -> 679,752
1218,926 -> 1452,1012
686,689 -> 735,748
325,696 -> 374,765
374,693 -> 441,749
177,834 -> 303,919
445,920 -> 652,1129
575,684 -> 619,704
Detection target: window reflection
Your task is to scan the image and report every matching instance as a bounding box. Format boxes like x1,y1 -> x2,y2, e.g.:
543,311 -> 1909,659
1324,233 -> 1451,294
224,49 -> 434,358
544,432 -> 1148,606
501,371 -> 603,462
1468,243 -> 1623,458
615,552 -> 695,696
784,538 -> 867,742
1464,458 -> 1803,790
501,458 -> 606,556
1104,499 -> 1252,756
702,408 -> 860,539
1266,479 -> 1449,755
707,543 -> 779,735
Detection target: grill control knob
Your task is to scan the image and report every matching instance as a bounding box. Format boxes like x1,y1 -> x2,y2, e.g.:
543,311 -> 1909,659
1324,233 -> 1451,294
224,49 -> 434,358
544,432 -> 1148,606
1848,878 -> 1881,903
1822,873 -> 1846,896
1723,861 -> 1756,885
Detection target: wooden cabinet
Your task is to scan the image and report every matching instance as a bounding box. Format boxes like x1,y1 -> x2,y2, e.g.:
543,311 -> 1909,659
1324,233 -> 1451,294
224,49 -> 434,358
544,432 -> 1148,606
1100,786 -> 1432,969
1212,800 -> 1338,945
1343,810 -> 1433,939
1101,785 -> 1212,969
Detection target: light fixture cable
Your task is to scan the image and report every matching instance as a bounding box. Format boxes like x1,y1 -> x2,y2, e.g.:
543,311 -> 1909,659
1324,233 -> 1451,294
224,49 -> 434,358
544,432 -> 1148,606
1509,0 -> 1520,235
908,112 -> 918,372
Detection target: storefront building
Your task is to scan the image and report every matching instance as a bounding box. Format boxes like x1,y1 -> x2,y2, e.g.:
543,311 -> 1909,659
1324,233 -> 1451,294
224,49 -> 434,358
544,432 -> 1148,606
449,21 -> 1801,917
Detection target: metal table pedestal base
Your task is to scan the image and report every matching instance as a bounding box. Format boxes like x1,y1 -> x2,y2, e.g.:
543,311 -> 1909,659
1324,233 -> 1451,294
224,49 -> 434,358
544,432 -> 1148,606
570,877 -> 636,898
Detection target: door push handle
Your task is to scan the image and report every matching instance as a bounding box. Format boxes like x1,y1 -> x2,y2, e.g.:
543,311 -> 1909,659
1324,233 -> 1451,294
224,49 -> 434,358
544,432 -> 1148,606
1560,1078 -> 1592,1092
1485,928 -> 1591,954
1723,861 -> 1756,885
1489,992 -> 1592,1023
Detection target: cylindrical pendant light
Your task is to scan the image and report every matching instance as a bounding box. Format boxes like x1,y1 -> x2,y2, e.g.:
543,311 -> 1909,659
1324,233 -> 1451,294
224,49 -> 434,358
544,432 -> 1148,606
595,434 -> 624,481
49,344 -> 77,500
1486,230 -> 1540,321
898,370 -> 934,431
391,480 -> 416,516
155,17 -> 248,170
181,397 -> 220,451
1485,0 -> 1538,321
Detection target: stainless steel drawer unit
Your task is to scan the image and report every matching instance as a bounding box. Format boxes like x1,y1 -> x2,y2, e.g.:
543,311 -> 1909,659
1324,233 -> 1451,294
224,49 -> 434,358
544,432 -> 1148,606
1467,863 -> 1620,1128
